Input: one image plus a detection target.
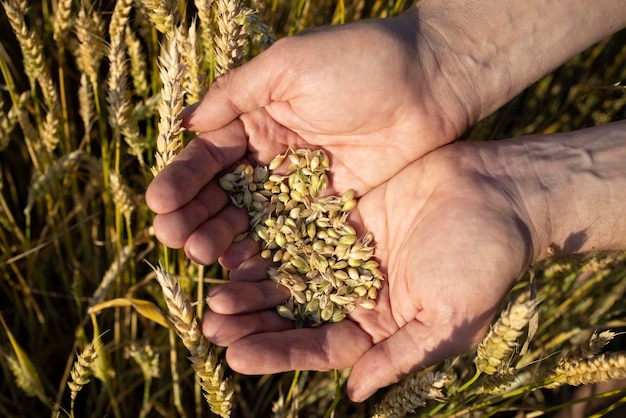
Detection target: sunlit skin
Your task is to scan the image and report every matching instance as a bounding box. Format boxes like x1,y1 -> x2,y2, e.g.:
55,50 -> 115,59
146,0 -> 626,402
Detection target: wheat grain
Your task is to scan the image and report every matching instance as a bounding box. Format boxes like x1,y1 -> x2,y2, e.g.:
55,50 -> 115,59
151,30 -> 187,176
475,298 -> 539,375
110,172 -> 135,220
219,148 -> 383,327
107,31 -> 130,131
0,96 -> 17,151
373,370 -> 455,418
150,263 -> 233,417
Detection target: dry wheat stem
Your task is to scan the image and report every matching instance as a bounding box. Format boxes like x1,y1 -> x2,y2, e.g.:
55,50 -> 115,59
150,263 -> 233,417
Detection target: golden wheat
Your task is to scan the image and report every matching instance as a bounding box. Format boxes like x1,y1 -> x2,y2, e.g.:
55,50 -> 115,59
151,30 -> 187,176
151,263 -> 234,417
475,298 -> 539,375
67,342 -> 97,404
373,370 -> 455,418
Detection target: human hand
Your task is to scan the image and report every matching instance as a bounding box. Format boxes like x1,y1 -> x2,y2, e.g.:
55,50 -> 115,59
145,10 -> 473,261
179,9 -> 470,197
200,121 -> 626,401
200,141 -> 538,401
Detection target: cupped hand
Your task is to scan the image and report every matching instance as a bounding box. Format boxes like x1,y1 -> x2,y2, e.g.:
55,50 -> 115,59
178,8 -> 469,196
201,141 -> 540,402
146,9 -> 471,262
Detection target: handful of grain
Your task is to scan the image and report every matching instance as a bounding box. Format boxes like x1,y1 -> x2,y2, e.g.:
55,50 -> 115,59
219,148 -> 384,327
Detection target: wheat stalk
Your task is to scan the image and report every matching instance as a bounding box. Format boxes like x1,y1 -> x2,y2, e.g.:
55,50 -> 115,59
150,263 -> 234,417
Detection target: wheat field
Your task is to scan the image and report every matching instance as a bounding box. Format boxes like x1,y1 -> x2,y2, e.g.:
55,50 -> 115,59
0,0 -> 626,417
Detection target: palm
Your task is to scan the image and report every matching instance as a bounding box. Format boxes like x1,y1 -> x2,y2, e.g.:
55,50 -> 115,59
184,14 -> 462,195
202,142 -> 533,401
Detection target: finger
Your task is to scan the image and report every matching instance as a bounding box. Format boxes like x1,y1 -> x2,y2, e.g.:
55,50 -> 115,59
152,180 -> 228,248
225,321 -> 373,375
228,255 -> 275,282
346,320 -> 464,402
218,237 -> 261,269
146,120 -> 247,214
202,310 -> 293,346
182,40 -> 292,133
184,205 -> 250,265
207,280 -> 290,315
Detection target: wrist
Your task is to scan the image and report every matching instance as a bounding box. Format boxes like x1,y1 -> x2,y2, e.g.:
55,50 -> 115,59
411,0 -> 626,130
481,121 -> 626,261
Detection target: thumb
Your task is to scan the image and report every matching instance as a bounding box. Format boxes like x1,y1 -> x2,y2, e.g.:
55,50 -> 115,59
182,41 -> 289,133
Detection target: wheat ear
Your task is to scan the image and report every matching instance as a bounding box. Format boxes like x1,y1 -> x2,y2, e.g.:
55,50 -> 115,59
546,351 -> 626,388
151,31 -> 187,176
475,299 -> 539,375
214,0 -> 247,76
373,370 -> 455,418
75,7 -> 106,89
68,342 -> 98,408
150,263 -> 234,417
140,0 -> 179,36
